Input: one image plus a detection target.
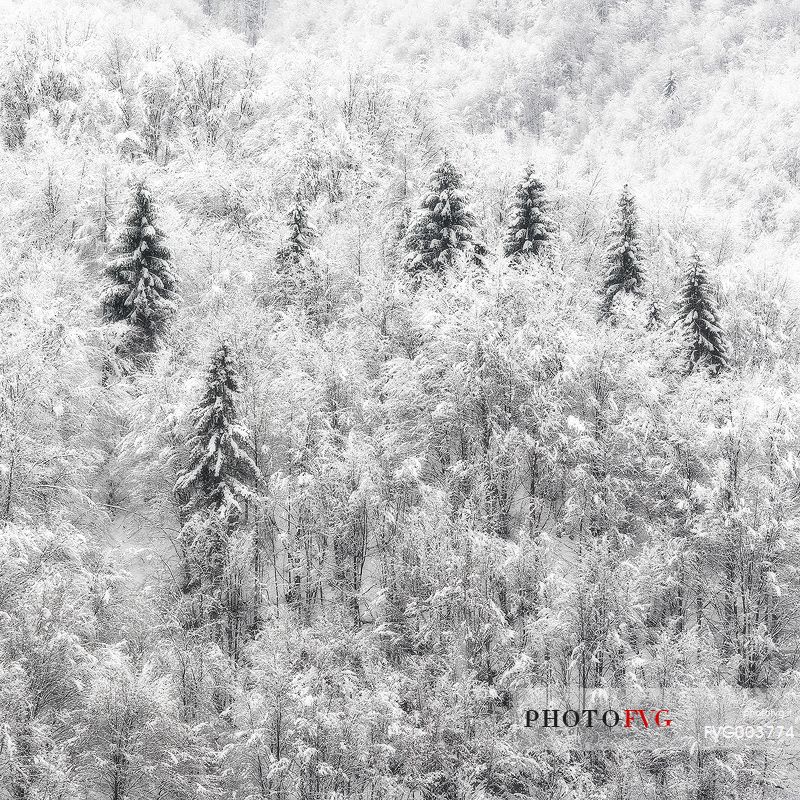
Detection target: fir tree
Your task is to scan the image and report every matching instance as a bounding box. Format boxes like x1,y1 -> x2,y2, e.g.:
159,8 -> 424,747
102,182 -> 176,358
175,343 -> 261,658
277,191 -> 316,269
645,297 -> 663,330
275,190 -> 318,305
601,185 -> 646,316
175,342 -> 260,521
675,253 -> 728,375
404,158 -> 486,283
503,165 -> 554,262
664,70 -> 677,98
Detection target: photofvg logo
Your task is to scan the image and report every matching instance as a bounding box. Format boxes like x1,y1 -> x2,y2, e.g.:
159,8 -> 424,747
516,687 -> 800,753
524,707 -> 672,729
520,701 -> 675,751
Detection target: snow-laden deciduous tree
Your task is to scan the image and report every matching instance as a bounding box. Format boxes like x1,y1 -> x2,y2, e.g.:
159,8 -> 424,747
0,37 -> 40,148
102,182 -> 177,364
80,649 -> 216,800
0,523 -> 117,799
0,251 -> 103,524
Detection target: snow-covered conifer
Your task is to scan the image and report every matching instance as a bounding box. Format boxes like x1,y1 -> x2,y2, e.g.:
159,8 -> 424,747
175,342 -> 260,520
102,182 -> 177,358
645,297 -> 663,330
664,70 -> 677,98
674,252 -> 728,375
601,185 -> 646,315
276,190 -> 319,305
277,191 -> 316,269
503,165 -> 554,262
404,158 -> 486,283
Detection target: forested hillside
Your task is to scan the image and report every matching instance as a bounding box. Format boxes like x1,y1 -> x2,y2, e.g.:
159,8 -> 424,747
2,0 -> 800,797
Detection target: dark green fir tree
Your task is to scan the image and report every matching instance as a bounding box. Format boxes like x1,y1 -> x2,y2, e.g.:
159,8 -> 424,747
102,182 -> 176,359
675,253 -> 728,375
404,158 -> 486,283
664,70 -> 677,98
601,185 -> 646,316
275,190 -> 318,306
277,191 -> 316,267
175,342 -> 261,521
503,165 -> 554,262
175,343 -> 262,657
645,297 -> 663,330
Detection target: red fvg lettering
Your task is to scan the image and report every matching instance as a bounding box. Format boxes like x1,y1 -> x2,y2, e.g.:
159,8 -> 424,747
623,709 -> 672,728
654,710 -> 671,727
624,709 -> 649,728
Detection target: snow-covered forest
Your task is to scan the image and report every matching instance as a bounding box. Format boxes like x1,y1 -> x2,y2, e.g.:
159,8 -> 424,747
2,0 -> 800,796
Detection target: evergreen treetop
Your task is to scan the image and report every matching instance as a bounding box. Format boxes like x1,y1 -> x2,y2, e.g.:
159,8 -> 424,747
274,190 -> 321,310
664,70 -> 677,98
103,182 -> 176,355
277,191 -> 317,268
601,184 -> 646,316
404,158 -> 486,283
503,165 -> 555,262
645,297 -> 663,330
175,342 -> 261,520
674,252 -> 729,375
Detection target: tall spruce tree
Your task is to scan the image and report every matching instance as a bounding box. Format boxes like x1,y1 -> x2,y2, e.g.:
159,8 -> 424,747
404,158 -> 486,283
503,165 -> 554,262
275,190 -> 318,305
601,185 -> 646,315
664,70 -> 677,98
103,182 -> 176,357
277,191 -> 316,268
675,253 -> 728,375
645,297 -> 663,330
175,343 -> 261,659
175,343 -> 260,521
